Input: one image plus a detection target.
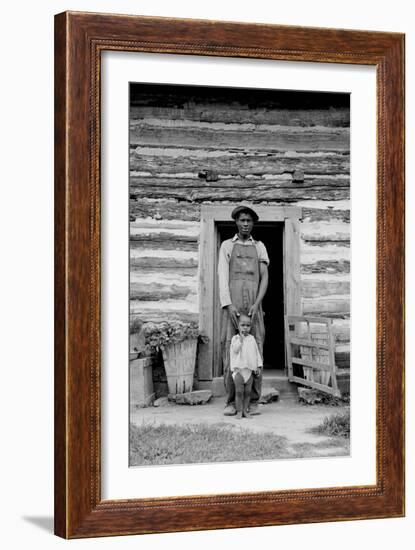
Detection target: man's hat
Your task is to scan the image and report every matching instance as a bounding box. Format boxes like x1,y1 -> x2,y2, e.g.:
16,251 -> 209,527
231,205 -> 259,222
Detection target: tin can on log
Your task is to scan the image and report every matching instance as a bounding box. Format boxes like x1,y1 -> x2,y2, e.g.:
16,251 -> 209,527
162,339 -> 197,395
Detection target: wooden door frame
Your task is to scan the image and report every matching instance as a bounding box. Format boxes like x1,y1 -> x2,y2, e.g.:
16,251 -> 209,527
198,205 -> 302,381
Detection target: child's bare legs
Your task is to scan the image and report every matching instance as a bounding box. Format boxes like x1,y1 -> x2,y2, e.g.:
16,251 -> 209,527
243,374 -> 254,418
234,372 -> 244,419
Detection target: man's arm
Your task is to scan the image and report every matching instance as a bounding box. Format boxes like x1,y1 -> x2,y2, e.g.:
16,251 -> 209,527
218,242 -> 232,308
218,241 -> 240,328
248,262 -> 269,320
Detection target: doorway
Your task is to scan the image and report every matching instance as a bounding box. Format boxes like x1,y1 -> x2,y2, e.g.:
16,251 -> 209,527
215,222 -> 285,373
197,205 -> 301,383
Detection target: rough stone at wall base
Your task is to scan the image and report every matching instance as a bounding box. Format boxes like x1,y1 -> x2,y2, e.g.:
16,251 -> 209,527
153,396 -> 170,407
259,388 -> 280,404
170,390 -> 213,405
297,388 -> 323,405
134,393 -> 155,408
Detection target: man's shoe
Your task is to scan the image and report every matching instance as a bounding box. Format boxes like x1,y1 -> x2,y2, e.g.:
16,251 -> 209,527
248,403 -> 261,416
223,404 -> 237,416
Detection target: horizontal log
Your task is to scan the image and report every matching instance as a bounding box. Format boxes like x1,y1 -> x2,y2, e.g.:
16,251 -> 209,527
300,271 -> 349,282
130,200 -> 202,221
130,231 -> 198,243
301,222 -> 350,244
130,311 -> 199,327
130,230 -> 199,252
301,207 -> 350,223
300,247 -> 350,264
303,240 -> 350,247
130,118 -> 349,134
130,106 -> 350,127
302,297 -> 350,315
301,280 -> 350,298
130,282 -> 195,301
129,199 -> 350,224
129,126 -> 349,152
301,242 -> 350,259
129,183 -> 349,202
301,260 -> 350,274
130,239 -> 198,252
131,220 -> 198,230
131,272 -> 198,285
130,256 -> 198,270
301,236 -> 350,246
130,149 -> 350,175
129,175 -> 349,190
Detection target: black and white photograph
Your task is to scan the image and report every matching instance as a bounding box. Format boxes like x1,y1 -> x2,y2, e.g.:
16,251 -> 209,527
1,0 -> 410,546
128,83 -> 351,466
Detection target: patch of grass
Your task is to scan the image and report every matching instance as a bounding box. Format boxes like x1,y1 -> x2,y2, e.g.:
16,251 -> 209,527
291,438 -> 350,458
310,410 -> 350,438
129,422 -> 291,466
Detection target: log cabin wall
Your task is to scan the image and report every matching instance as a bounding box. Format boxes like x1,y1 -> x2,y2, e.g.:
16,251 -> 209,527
129,84 -> 350,373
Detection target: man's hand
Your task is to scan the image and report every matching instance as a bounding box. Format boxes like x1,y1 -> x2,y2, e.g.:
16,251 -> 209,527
248,303 -> 259,321
226,304 -> 240,329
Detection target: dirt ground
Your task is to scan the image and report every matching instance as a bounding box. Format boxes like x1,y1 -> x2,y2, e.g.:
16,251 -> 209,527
130,396 -> 350,457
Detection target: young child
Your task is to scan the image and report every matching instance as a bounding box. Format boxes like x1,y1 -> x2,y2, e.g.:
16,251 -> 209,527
230,314 -> 263,419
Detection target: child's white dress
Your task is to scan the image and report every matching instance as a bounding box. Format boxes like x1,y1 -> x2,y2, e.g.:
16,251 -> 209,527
230,334 -> 263,383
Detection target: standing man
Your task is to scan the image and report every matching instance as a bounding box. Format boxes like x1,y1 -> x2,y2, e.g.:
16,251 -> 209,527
218,205 -> 269,416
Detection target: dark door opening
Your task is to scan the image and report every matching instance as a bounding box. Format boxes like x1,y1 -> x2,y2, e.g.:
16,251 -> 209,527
216,222 -> 285,371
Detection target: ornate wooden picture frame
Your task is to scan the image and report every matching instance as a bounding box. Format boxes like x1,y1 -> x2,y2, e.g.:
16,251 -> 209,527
54,11 -> 405,538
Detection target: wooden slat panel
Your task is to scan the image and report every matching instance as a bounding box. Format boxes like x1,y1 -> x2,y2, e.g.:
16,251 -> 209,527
290,337 -> 330,349
328,319 -> 339,393
291,357 -> 332,372
289,375 -> 341,396
284,315 -> 294,379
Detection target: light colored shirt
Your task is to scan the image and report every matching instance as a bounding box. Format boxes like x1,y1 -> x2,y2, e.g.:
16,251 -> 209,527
230,334 -> 263,383
217,234 -> 270,308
